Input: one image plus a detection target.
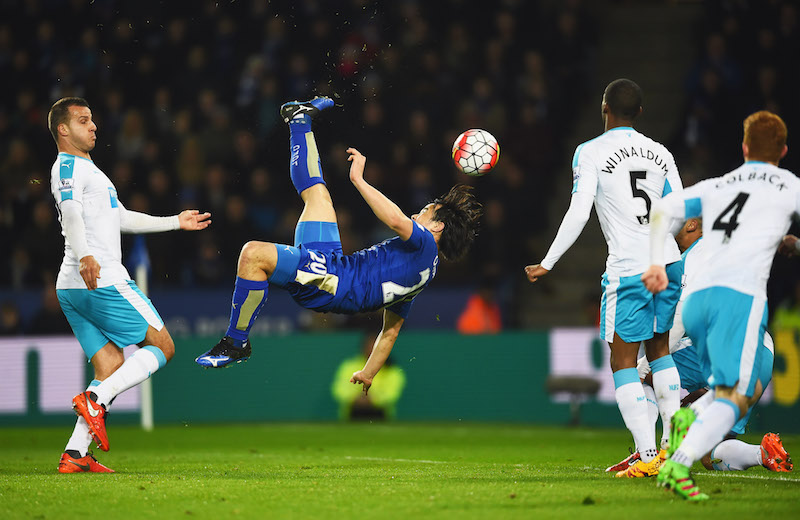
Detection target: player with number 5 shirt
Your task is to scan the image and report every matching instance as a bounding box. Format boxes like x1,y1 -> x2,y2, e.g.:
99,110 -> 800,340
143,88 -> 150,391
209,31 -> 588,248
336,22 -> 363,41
525,79 -> 685,478
195,97 -> 482,396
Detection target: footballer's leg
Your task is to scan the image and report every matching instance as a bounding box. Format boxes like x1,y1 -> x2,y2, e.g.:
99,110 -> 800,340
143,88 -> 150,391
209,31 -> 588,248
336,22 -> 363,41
196,242 -> 279,368
89,327 -> 170,415
282,96 -> 342,253
71,342 -> 123,452
609,335 -> 661,477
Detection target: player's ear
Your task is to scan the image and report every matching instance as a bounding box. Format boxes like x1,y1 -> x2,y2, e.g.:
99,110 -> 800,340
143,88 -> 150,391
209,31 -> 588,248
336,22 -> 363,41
742,142 -> 748,158
58,122 -> 69,137
430,220 -> 444,234
781,144 -> 788,159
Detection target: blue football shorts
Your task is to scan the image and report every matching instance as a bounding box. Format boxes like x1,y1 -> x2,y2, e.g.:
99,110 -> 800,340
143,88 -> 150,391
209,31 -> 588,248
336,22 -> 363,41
682,286 -> 768,398
57,280 -> 164,360
600,260 -> 683,343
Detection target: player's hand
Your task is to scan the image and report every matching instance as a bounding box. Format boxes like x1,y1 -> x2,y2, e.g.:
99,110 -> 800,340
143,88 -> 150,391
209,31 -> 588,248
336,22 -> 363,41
641,265 -> 668,294
79,255 -> 101,291
178,209 -> 212,231
778,234 -> 799,257
346,148 -> 366,184
350,370 -> 373,395
524,264 -> 549,283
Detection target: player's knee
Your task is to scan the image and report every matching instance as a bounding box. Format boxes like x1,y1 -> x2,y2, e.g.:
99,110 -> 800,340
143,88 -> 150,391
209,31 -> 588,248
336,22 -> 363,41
159,337 -> 175,362
153,331 -> 175,362
239,241 -> 266,267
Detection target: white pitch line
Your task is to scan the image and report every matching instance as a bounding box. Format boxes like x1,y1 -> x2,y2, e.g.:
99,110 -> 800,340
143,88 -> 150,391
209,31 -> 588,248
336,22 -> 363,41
701,471 -> 800,482
345,456 -> 448,464
588,466 -> 798,482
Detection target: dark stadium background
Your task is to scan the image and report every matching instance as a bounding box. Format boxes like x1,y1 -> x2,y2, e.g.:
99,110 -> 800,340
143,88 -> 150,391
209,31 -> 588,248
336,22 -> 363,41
2,0 -> 798,335
1,1 -> 800,431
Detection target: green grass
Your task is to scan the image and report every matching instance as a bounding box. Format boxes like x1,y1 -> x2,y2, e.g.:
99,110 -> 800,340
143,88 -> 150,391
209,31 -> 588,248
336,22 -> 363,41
1,423 -> 798,519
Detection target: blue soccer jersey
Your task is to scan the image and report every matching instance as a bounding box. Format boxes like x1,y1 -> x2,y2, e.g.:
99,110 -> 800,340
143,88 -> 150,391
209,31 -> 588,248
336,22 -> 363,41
276,222 -> 439,319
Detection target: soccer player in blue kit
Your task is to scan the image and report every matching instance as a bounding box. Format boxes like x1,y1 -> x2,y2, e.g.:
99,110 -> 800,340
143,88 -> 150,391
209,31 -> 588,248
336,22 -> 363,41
195,97 -> 482,393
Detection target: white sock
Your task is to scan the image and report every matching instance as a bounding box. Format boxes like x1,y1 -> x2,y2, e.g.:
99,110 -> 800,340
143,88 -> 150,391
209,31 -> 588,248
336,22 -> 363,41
671,399 -> 739,467
709,439 -> 762,471
616,381 -> 658,462
651,363 -> 681,450
689,389 -> 715,415
643,384 -> 661,445
93,347 -> 165,407
65,380 -> 113,456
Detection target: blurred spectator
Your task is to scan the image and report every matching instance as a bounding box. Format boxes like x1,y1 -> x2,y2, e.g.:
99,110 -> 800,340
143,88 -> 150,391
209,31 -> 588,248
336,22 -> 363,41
3,0 -> 605,330
0,301 -> 22,336
331,331 -> 406,421
456,276 -> 503,335
27,284 -> 72,335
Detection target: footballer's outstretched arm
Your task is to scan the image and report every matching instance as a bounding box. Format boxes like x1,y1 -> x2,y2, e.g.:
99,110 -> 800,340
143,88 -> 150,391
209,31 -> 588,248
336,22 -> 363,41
118,201 -> 211,233
347,147 -> 414,240
350,308 -> 405,394
525,191 -> 594,282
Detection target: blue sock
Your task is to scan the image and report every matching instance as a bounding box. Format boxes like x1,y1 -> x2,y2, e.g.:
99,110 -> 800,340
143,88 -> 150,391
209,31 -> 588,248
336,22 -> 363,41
289,121 -> 326,194
225,277 -> 269,345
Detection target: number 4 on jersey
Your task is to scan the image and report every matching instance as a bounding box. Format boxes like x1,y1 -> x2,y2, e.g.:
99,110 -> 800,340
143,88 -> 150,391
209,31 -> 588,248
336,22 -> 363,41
712,192 -> 749,243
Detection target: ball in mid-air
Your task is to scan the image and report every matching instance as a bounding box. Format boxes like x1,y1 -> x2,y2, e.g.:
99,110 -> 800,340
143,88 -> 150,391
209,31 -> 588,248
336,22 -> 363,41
452,129 -> 500,176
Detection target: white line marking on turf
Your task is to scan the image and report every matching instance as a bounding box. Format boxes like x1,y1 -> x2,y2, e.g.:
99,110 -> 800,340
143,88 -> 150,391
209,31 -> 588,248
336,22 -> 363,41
345,456 -> 448,464
587,466 -> 799,482
701,471 -> 800,482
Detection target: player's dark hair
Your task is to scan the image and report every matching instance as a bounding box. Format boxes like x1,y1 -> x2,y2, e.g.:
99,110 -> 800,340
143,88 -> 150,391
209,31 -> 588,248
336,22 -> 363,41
604,79 -> 642,121
48,97 -> 90,143
431,184 -> 483,261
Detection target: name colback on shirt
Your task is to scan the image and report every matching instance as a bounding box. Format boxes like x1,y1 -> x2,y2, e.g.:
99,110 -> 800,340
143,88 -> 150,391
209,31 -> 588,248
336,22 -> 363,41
715,168 -> 789,191
600,146 -> 670,176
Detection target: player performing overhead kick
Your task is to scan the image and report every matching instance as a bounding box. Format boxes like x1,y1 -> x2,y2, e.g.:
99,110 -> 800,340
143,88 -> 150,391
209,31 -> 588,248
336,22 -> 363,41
525,79 -> 685,478
48,97 -> 210,473
195,97 -> 482,394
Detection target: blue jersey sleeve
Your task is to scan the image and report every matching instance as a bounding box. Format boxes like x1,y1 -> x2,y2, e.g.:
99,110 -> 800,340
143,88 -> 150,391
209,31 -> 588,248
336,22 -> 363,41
386,298 -> 414,319
401,222 -> 428,248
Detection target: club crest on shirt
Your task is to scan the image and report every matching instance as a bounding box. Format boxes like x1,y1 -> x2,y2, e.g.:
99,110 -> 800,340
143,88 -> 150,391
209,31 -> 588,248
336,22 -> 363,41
59,178 -> 74,191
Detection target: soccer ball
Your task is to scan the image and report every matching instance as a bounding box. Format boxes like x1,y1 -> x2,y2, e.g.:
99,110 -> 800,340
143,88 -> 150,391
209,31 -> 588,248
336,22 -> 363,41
452,129 -> 500,176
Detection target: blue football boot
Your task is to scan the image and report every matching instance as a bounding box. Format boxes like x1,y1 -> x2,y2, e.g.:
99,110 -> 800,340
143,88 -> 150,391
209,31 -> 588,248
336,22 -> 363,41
280,96 -> 334,123
195,336 -> 251,368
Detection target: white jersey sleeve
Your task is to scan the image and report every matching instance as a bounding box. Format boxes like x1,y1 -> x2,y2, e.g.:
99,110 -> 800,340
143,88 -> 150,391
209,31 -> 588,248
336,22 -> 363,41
50,153 -> 130,289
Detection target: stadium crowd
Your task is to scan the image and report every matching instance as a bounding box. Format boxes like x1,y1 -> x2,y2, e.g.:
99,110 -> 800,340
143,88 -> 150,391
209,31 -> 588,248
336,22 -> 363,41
1,0 -> 797,332
0,0 -> 596,311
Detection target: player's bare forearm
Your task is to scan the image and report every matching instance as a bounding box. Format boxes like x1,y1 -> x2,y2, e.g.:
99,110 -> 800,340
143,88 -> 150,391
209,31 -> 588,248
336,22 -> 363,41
351,310 -> 404,394
347,148 -> 413,239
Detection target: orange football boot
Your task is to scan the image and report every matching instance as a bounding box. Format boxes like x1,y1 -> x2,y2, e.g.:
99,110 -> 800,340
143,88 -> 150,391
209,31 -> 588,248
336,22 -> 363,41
761,433 -> 793,472
72,392 -> 109,451
58,452 -> 114,473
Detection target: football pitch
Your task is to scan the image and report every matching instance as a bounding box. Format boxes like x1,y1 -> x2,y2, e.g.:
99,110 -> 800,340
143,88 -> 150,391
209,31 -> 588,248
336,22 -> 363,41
2,423 -> 798,519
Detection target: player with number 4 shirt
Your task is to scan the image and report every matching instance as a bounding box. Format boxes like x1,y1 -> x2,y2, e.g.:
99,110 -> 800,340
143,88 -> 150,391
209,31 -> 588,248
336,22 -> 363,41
644,110 -> 800,500
195,97 -> 482,395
